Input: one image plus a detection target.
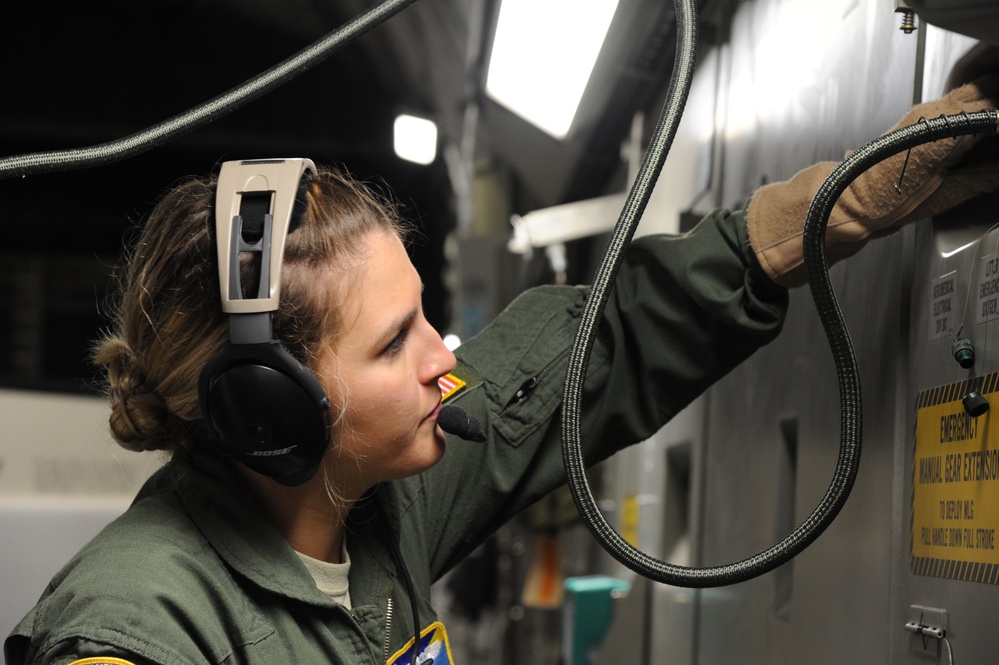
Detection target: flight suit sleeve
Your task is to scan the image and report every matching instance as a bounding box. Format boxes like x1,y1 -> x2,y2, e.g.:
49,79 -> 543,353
5,635 -> 155,665
412,208 -> 790,579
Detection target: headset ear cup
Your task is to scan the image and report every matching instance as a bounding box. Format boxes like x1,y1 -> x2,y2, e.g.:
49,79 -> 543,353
199,343 -> 331,486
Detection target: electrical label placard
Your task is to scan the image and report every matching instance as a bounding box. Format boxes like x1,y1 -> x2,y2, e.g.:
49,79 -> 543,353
929,271 -> 957,340
975,253 -> 999,325
912,373 -> 999,583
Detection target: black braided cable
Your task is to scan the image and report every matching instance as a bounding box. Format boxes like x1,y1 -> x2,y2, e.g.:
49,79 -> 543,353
560,42 -> 999,586
0,0 -> 418,180
560,0 -> 703,577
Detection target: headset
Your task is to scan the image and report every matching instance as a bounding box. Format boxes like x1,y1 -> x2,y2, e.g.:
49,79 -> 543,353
198,158 -> 333,486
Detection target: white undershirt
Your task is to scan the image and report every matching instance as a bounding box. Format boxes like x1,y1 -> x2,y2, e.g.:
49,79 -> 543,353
295,540 -> 352,609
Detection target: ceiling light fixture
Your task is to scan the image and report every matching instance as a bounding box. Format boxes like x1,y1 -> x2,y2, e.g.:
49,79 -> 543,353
485,0 -> 620,140
393,114 -> 438,165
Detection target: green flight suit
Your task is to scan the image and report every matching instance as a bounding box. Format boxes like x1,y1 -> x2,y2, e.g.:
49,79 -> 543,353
4,209 -> 788,664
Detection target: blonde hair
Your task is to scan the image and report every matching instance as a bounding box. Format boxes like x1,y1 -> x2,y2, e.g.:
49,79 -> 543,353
93,166 -> 409,459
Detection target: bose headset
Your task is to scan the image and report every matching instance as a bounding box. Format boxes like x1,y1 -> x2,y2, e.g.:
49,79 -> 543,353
198,158 -> 332,486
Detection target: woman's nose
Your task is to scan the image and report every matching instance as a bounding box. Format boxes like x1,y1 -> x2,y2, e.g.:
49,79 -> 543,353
422,323 -> 457,383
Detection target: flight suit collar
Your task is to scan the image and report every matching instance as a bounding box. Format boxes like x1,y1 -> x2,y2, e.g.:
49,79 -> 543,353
151,455 -> 401,610
162,455 -> 339,607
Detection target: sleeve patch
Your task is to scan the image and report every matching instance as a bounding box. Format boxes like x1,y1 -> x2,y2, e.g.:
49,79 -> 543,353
387,621 -> 455,665
66,659 -> 138,665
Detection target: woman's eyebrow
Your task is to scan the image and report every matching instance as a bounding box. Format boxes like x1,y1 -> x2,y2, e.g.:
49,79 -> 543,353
374,308 -> 418,348
371,277 -> 425,349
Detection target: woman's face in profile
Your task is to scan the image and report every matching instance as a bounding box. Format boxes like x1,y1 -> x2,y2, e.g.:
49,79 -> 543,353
319,229 -> 456,495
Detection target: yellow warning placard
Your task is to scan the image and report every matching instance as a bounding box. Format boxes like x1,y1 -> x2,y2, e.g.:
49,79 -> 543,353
621,495 -> 640,547
912,374 -> 999,584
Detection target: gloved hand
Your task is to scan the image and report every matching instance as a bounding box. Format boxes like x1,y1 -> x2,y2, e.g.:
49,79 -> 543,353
747,75 -> 999,288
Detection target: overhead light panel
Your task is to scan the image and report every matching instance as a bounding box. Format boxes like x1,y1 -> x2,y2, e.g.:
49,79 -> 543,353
486,0 -> 619,140
394,114 -> 438,165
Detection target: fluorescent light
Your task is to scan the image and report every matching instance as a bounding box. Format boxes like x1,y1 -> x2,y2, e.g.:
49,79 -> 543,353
486,0 -> 619,139
394,114 -> 438,165
941,240 -> 979,258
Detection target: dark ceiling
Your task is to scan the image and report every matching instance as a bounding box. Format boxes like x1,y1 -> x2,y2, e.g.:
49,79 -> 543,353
0,0 -> 724,390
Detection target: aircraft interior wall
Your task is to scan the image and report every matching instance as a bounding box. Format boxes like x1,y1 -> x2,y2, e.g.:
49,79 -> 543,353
592,1 -> 999,663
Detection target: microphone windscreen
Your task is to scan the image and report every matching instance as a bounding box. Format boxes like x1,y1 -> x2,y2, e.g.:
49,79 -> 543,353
438,404 -> 487,442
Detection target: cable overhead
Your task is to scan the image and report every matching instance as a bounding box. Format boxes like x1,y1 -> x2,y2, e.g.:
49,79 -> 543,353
0,0 -> 419,180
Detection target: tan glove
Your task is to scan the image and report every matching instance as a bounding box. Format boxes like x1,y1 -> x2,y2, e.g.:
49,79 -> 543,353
747,75 -> 999,288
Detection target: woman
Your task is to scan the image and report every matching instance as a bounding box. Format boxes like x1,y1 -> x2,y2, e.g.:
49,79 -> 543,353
6,78 -> 999,665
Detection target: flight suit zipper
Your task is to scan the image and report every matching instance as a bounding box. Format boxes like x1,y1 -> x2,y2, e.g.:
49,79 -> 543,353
505,375 -> 539,408
384,597 -> 394,661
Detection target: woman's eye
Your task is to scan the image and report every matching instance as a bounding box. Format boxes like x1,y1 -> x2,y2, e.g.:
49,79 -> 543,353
383,329 -> 408,356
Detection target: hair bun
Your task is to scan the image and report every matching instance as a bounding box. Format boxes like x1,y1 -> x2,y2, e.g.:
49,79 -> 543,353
109,390 -> 176,452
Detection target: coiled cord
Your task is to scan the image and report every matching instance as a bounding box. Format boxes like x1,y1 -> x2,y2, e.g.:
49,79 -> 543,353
559,0 -> 999,585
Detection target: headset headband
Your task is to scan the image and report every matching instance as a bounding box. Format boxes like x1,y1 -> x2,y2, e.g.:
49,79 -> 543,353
214,157 -> 316,343
200,157 -> 330,486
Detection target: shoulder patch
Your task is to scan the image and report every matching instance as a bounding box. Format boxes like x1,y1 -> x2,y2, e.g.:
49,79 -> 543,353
387,621 -> 455,665
438,373 -> 467,402
67,659 -> 137,665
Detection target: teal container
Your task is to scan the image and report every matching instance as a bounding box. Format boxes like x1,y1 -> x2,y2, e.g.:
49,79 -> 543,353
562,575 -> 631,665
